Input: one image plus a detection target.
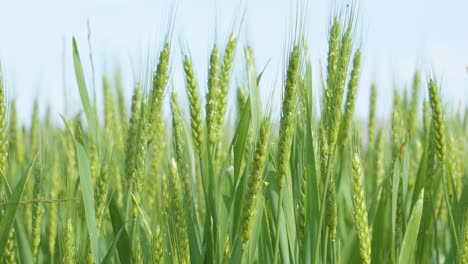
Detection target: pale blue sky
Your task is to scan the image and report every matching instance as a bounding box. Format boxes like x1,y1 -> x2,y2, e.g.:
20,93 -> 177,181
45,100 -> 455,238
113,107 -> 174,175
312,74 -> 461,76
0,0 -> 467,124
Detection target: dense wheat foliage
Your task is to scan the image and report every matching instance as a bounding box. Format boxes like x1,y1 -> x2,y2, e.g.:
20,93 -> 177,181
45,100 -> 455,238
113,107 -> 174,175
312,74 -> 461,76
0,9 -> 467,264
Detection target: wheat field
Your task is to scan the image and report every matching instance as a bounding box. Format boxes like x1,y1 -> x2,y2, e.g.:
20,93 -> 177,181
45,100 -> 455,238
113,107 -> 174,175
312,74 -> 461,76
0,8 -> 467,264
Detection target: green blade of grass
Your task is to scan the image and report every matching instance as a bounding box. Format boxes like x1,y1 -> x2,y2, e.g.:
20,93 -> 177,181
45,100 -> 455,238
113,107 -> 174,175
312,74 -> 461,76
15,218 -> 34,264
232,97 -> 251,182
398,192 -> 424,264
102,215 -> 132,264
109,194 -> 131,264
76,142 -> 100,262
72,37 -> 99,152
455,176 -> 468,233
410,147 -> 428,207
391,158 -> 402,261
259,208 -> 274,262
247,193 -> 265,263
229,167 -> 249,262
282,182 -> 298,263
218,168 -> 233,263
371,180 -> 390,262
245,46 -> 261,133
0,156 -> 36,254
303,61 -> 319,263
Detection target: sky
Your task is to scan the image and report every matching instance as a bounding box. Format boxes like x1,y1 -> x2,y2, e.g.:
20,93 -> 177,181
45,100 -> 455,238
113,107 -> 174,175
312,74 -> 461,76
0,0 -> 467,125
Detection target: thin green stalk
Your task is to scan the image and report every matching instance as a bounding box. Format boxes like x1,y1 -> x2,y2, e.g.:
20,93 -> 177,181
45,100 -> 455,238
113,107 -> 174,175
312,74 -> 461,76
322,227 -> 329,264
273,189 -> 284,264
313,151 -> 335,264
